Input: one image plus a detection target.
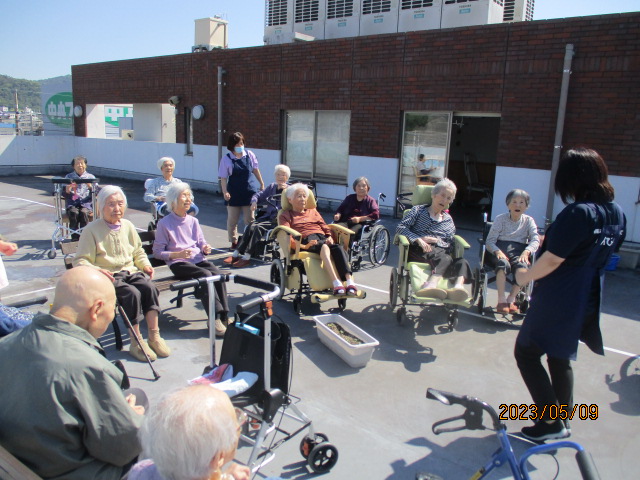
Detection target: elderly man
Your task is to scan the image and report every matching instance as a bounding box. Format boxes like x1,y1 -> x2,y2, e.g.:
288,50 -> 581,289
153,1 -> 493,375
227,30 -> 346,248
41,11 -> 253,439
0,266 -> 144,480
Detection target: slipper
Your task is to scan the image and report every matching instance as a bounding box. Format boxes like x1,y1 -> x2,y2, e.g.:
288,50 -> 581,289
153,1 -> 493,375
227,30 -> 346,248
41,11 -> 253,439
416,287 -> 447,300
509,303 -> 519,314
346,285 -> 358,296
223,256 -> 238,264
496,302 -> 510,314
446,287 -> 469,302
333,286 -> 346,296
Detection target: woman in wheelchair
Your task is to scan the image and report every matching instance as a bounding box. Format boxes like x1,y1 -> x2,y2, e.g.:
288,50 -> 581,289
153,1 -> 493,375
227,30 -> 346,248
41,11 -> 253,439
144,157 -> 198,218
224,164 -> 290,268
63,155 -> 97,240
333,176 -> 380,239
153,182 -> 230,337
280,183 -> 358,296
396,178 -> 471,302
485,189 -> 539,314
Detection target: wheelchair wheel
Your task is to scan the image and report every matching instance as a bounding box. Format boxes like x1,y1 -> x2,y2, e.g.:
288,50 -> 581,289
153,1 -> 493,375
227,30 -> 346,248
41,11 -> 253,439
396,306 -> 407,325
471,267 -> 482,305
269,259 -> 285,300
300,433 -> 329,459
308,442 -> 339,473
47,248 -> 57,259
337,298 -> 347,311
369,225 -> 390,266
447,311 -> 458,331
389,268 -> 399,310
293,297 -> 302,315
477,291 -> 485,314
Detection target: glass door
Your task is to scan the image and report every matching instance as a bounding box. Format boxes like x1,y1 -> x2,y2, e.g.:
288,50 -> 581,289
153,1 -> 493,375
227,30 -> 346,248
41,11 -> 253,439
399,111 -> 452,196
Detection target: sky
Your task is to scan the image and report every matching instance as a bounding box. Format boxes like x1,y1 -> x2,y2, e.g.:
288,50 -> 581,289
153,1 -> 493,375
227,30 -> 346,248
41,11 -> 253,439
1,0 -> 639,81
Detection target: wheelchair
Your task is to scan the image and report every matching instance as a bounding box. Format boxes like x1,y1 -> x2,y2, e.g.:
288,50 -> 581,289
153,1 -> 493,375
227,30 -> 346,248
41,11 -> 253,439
47,177 -> 99,259
471,213 -> 536,319
144,178 -> 199,232
389,185 -> 471,331
269,187 -> 366,314
344,193 -> 391,271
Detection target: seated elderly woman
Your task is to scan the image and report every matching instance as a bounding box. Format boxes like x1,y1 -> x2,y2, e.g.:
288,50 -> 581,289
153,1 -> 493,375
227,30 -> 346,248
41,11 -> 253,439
396,178 -> 471,302
73,185 -> 170,362
144,156 -> 198,217
333,176 -> 380,238
224,164 -> 291,268
153,182 -> 230,337
62,155 -> 97,240
280,183 -> 357,296
125,385 -> 252,480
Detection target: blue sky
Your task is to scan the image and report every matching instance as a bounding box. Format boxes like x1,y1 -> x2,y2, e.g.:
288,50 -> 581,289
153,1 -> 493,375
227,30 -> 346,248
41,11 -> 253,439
1,0 -> 638,80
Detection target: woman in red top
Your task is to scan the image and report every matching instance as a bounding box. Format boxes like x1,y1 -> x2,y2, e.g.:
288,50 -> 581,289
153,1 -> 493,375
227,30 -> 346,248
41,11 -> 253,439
279,184 -> 357,296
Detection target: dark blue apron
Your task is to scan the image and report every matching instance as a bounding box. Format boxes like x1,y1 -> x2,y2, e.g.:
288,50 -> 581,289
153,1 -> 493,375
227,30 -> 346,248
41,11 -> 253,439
517,203 -> 624,360
226,152 -> 255,207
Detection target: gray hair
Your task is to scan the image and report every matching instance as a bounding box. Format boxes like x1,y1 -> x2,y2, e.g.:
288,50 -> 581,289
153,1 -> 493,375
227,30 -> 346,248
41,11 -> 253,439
165,182 -> 194,213
274,164 -> 291,178
352,176 -> 371,192
97,185 -> 127,213
139,385 -> 238,480
505,189 -> 530,207
286,183 -> 310,200
157,156 -> 175,171
433,178 -> 457,198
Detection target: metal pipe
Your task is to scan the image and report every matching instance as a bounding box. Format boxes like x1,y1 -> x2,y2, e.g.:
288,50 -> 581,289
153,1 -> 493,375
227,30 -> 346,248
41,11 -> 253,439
217,66 -> 226,180
545,44 -> 575,226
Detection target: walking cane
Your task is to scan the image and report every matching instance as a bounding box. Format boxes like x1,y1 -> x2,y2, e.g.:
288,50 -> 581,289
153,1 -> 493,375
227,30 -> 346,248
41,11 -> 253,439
117,304 -> 161,380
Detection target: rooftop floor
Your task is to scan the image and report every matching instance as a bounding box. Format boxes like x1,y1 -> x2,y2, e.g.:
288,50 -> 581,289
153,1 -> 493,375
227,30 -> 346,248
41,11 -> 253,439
1,175 -> 638,479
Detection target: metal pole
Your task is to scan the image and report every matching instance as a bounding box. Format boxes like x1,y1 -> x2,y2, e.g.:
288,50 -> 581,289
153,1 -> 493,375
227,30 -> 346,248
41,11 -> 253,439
217,66 -> 226,191
545,44 -> 575,226
14,90 -> 19,135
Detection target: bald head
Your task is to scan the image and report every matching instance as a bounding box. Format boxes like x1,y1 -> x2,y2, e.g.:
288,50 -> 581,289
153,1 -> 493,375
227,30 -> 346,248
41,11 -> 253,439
51,267 -> 117,338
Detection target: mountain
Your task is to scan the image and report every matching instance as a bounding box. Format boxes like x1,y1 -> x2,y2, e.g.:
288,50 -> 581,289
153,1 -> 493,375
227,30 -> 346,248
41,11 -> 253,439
0,74 -> 72,112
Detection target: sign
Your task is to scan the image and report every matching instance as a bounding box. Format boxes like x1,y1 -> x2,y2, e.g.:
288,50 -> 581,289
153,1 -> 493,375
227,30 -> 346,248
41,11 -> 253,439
44,92 -> 74,128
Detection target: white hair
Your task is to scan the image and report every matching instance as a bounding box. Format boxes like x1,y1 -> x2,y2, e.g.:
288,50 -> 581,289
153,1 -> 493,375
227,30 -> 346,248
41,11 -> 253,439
274,164 -> 291,178
433,178 -> 457,198
286,183 -> 309,200
97,185 -> 127,213
157,156 -> 175,171
165,182 -> 194,213
139,385 -> 238,480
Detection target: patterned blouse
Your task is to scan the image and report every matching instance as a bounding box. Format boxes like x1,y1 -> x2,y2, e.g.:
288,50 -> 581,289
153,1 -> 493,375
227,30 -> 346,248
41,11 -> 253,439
396,204 -> 456,250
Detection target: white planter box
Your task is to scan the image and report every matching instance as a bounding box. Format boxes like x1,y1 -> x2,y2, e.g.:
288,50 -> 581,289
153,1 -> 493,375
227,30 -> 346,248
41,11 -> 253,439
313,314 -> 379,368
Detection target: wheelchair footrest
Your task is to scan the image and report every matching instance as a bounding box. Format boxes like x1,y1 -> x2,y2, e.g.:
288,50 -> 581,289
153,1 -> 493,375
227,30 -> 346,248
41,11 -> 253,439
311,289 -> 366,304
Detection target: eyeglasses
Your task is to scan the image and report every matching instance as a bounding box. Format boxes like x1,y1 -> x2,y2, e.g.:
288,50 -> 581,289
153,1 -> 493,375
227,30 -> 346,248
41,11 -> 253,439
235,408 -> 248,433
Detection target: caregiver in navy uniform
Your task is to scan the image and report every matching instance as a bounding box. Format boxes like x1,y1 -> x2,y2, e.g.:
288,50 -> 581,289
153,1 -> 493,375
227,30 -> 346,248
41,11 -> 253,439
218,132 -> 265,250
514,147 -> 626,442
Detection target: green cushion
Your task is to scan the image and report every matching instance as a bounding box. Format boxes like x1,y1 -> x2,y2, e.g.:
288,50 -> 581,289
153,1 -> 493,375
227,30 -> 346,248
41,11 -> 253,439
412,185 -> 434,206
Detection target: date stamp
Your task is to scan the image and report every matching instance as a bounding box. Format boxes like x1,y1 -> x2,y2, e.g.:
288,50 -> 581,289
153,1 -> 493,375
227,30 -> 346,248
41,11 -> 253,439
498,404 -> 599,421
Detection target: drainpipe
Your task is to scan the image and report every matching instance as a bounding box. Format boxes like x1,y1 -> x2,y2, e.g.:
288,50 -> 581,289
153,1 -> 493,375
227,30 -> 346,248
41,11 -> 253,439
217,66 -> 226,189
545,44 -> 575,227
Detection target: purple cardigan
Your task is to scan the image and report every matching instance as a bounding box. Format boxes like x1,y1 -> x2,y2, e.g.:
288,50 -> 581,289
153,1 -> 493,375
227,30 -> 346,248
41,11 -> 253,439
152,212 -> 208,266
335,194 -> 380,221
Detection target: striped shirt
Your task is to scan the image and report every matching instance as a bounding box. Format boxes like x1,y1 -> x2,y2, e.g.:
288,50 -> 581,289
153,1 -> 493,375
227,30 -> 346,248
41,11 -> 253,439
485,213 -> 539,254
396,205 -> 455,250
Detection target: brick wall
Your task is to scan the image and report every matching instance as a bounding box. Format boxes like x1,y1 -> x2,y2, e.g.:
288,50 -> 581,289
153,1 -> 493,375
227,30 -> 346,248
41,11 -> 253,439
72,12 -> 640,177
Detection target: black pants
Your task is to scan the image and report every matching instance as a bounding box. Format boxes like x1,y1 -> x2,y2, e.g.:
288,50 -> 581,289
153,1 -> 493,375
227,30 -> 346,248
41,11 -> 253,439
113,272 -> 160,326
66,205 -> 91,233
170,261 -> 229,319
514,341 -> 574,420
304,234 -> 352,281
408,245 -> 472,283
237,219 -> 275,257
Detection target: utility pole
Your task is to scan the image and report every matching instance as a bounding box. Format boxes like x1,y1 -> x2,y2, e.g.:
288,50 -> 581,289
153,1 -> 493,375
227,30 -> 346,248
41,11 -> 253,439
14,89 -> 20,135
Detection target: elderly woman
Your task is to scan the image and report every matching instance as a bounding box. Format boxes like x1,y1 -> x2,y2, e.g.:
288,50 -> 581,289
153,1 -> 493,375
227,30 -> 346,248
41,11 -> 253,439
153,182 -> 230,338
144,156 -> 198,217
74,185 -> 170,362
280,183 -> 357,296
225,164 -> 290,268
333,176 -> 380,238
395,178 -> 471,301
63,155 -> 97,240
125,385 -> 251,480
218,132 -> 265,250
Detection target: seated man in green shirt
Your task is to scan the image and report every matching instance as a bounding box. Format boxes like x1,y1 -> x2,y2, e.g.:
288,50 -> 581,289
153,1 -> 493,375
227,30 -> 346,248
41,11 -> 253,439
0,266 -> 145,480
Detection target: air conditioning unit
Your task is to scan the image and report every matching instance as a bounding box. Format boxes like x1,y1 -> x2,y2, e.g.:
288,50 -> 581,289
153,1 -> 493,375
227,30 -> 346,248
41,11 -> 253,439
293,0 -> 326,40
360,0 -> 400,37
264,0 -> 294,44
398,0 -> 443,32
441,0 -> 504,29
325,0 -> 361,39
193,17 -> 228,52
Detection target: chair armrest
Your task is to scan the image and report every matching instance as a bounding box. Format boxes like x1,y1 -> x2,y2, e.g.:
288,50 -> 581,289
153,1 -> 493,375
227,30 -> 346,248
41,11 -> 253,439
328,223 -> 355,236
270,225 -> 301,242
454,235 -> 470,249
328,223 -> 355,250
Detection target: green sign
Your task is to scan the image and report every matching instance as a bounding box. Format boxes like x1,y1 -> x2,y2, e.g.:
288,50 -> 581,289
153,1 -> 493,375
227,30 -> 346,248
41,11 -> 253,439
45,92 -> 73,128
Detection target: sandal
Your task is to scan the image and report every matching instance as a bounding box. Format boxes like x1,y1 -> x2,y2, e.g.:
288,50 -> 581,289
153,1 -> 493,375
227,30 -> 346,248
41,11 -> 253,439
496,302 -> 510,314
333,286 -> 346,296
346,285 -> 358,296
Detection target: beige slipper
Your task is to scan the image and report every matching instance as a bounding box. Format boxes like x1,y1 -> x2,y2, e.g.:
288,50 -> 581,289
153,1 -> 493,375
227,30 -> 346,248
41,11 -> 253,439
416,287 -> 447,300
446,287 -> 469,302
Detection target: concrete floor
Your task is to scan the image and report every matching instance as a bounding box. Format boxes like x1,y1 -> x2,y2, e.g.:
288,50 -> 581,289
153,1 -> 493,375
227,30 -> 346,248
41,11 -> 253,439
1,174 -> 638,480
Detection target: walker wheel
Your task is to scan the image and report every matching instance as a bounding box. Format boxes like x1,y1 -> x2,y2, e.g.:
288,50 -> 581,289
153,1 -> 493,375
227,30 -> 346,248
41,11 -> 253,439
308,442 -> 339,473
47,249 -> 57,259
299,433 -> 329,459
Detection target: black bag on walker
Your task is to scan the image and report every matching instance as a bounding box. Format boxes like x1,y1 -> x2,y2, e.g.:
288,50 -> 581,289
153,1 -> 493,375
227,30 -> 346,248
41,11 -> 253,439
220,312 -> 291,395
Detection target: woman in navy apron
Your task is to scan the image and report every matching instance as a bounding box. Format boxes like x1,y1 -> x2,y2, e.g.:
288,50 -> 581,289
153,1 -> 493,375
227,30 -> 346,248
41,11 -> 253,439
514,147 -> 626,442
218,132 -> 265,249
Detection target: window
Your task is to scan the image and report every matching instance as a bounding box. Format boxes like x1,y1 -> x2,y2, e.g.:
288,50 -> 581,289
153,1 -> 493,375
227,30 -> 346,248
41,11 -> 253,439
284,110 -> 351,183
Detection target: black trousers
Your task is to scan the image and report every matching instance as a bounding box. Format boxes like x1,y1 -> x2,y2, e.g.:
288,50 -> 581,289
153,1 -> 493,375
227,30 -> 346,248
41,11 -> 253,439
408,245 -> 472,282
170,261 -> 229,319
304,234 -> 352,281
66,205 -> 91,232
514,341 -> 574,420
237,219 -> 275,257
113,272 -> 160,326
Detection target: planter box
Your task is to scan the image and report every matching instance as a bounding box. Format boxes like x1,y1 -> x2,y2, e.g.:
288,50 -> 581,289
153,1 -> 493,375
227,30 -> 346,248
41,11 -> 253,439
313,314 -> 379,368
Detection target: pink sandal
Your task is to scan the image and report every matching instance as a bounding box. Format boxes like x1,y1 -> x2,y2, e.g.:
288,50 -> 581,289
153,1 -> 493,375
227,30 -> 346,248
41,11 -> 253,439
346,285 -> 358,296
333,286 -> 346,296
